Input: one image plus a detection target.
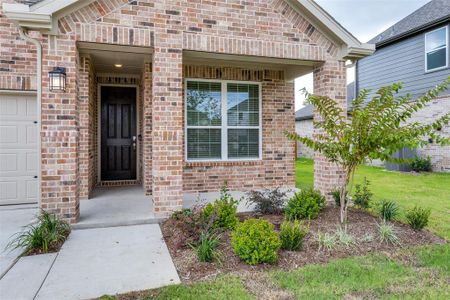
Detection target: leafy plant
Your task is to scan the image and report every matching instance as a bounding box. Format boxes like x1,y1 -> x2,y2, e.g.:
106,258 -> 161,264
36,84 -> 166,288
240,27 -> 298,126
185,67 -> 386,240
331,188 -> 347,207
377,222 -> 400,245
7,210 -> 70,254
231,218 -> 281,265
335,227 -> 355,248
317,232 -> 336,252
410,156 -> 432,172
360,233 -> 374,243
171,208 -> 193,220
190,231 -> 222,264
203,184 -> 239,230
353,177 -> 373,209
286,78 -> 450,224
378,200 -> 400,221
279,219 -> 309,251
406,206 -> 431,230
246,188 -> 288,214
285,188 -> 325,220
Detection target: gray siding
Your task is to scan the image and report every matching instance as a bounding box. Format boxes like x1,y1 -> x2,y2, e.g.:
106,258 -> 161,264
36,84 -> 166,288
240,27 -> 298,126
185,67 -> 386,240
357,23 -> 450,99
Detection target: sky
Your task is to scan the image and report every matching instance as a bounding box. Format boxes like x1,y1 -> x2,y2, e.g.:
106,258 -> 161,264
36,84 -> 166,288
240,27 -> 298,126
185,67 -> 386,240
294,0 -> 432,110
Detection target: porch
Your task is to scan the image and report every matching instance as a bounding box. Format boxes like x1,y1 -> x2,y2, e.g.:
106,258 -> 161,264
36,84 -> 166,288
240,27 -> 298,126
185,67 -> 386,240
74,185 -> 268,229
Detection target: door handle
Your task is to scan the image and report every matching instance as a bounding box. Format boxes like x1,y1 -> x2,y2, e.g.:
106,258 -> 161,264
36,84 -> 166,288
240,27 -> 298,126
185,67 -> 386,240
132,136 -> 136,151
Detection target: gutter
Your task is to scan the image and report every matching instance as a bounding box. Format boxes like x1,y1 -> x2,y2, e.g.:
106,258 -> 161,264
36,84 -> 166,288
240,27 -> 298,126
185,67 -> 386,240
18,28 -> 42,209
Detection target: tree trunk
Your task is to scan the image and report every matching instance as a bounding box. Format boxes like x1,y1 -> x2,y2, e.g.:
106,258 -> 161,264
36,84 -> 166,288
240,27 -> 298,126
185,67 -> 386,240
339,168 -> 352,225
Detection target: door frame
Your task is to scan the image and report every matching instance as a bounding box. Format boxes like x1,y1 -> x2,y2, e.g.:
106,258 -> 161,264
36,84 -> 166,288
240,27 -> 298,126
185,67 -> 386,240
97,84 -> 140,183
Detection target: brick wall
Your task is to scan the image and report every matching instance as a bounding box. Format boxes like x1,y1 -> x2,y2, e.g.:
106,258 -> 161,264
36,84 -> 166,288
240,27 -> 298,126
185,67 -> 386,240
0,0 -> 37,90
183,68 -> 296,192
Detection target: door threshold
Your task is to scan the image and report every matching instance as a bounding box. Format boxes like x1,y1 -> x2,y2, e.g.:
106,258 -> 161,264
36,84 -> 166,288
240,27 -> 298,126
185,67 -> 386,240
98,180 -> 140,187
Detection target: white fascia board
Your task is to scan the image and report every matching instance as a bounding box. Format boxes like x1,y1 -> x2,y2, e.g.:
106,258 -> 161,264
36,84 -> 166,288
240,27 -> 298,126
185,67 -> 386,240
2,3 -> 31,13
3,3 -> 52,29
289,0 -> 375,58
30,0 -> 80,14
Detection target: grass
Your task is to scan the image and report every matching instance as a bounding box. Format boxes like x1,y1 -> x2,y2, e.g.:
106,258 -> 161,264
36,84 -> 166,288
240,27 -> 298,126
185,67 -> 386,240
296,158 -> 450,240
103,244 -> 449,300
270,244 -> 450,299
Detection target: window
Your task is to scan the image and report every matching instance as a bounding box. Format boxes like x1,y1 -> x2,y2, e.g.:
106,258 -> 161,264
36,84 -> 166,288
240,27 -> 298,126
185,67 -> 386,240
425,26 -> 448,72
186,80 -> 261,161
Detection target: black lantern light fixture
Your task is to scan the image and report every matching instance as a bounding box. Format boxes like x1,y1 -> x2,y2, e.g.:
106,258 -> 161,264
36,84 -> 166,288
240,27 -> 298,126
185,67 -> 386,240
49,67 -> 66,91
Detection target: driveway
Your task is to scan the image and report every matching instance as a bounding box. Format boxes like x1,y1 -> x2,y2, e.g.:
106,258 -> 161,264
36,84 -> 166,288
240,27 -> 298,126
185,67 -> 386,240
0,206 -> 36,277
0,224 -> 180,299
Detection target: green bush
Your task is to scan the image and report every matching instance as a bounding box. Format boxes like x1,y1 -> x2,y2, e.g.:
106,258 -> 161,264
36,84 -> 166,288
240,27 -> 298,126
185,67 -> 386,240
377,222 -> 400,245
203,184 -> 239,230
285,189 -> 325,220
378,200 -> 400,221
231,218 -> 281,265
190,231 -> 222,263
410,156 -> 432,172
7,210 -> 70,254
279,220 -> 308,251
353,177 -> 373,209
331,188 -> 348,207
406,207 -> 431,230
246,188 -> 288,214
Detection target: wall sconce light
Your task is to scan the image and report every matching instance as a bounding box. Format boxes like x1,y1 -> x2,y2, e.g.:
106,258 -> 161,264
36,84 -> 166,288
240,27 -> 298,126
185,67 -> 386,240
49,67 -> 66,91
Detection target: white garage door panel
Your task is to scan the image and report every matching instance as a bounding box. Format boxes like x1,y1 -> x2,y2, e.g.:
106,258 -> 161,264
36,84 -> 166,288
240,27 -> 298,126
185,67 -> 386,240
0,94 -> 38,205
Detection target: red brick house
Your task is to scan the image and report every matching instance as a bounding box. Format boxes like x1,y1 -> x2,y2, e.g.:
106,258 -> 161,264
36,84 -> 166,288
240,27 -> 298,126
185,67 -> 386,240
0,0 -> 374,223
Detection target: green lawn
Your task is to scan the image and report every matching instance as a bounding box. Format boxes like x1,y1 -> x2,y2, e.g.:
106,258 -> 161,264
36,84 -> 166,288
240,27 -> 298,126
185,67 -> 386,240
296,158 -> 450,240
105,244 -> 449,299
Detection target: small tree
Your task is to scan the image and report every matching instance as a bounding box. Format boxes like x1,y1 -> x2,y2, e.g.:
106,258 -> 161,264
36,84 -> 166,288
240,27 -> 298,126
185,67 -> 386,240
287,77 -> 450,224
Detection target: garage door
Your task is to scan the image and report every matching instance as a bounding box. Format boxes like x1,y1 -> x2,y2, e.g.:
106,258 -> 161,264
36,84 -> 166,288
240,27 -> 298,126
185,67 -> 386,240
0,93 -> 38,205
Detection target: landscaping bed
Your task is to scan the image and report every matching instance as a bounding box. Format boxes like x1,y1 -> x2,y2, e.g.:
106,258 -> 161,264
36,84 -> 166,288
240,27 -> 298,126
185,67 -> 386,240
161,205 -> 443,283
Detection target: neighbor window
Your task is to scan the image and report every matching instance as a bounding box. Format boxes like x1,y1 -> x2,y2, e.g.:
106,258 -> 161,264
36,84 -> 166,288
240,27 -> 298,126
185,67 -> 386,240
186,80 -> 261,161
425,26 -> 448,72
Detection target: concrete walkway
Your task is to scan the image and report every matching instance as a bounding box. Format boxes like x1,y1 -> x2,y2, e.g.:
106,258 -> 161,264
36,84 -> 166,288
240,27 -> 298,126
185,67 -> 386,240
0,224 -> 180,300
0,206 -> 36,277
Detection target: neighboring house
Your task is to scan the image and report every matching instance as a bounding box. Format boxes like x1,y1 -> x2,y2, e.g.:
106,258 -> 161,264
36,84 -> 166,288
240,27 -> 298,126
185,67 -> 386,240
295,82 -> 354,158
0,0 -> 373,222
296,0 -> 450,172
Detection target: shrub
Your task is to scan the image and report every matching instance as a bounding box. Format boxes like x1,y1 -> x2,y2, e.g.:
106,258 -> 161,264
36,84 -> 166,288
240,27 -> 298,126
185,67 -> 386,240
203,184 -> 239,230
246,188 -> 288,214
335,227 -> 355,248
285,189 -> 325,220
377,222 -> 400,245
279,220 -> 309,251
317,232 -> 336,252
406,206 -> 431,230
190,231 -> 222,264
231,218 -> 281,265
171,208 -> 193,220
378,200 -> 400,221
331,188 -> 348,207
7,210 -> 70,254
410,156 -> 432,172
353,177 -> 373,209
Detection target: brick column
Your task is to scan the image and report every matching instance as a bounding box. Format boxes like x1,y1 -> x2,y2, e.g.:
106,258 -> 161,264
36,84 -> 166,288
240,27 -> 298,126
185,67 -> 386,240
78,55 -> 90,200
151,43 -> 183,217
312,60 -> 347,199
40,35 -> 80,223
142,62 -> 152,195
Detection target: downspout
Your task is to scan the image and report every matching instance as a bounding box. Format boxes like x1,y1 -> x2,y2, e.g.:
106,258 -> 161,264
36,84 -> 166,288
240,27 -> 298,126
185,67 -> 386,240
18,27 -> 42,209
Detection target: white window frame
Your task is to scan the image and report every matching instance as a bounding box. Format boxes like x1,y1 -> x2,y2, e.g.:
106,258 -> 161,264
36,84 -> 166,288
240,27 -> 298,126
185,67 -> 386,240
185,78 -> 262,162
425,25 -> 448,73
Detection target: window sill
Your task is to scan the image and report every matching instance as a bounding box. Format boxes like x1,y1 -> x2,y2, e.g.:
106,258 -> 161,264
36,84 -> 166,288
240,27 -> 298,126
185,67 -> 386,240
185,160 -> 263,167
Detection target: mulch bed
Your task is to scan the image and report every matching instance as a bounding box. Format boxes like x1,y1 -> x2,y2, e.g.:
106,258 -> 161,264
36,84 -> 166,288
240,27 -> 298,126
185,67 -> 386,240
161,206 -> 444,283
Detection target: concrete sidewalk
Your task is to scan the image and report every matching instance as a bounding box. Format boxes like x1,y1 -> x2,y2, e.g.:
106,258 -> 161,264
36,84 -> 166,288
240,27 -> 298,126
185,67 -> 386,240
0,224 -> 180,300
0,206 -> 36,277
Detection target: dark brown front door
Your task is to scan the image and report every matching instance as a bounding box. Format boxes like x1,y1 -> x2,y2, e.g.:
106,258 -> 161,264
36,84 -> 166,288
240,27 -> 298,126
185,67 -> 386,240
101,86 -> 137,181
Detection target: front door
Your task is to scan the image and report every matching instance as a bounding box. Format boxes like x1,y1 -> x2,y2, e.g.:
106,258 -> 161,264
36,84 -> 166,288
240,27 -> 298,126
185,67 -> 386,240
101,86 -> 137,181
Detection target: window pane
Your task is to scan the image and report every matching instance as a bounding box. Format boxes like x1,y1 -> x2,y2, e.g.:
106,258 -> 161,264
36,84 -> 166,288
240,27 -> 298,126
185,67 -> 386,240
187,81 -> 221,126
426,28 -> 446,52
427,48 -> 447,70
227,83 -> 259,126
187,128 -> 221,159
228,129 -> 259,159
